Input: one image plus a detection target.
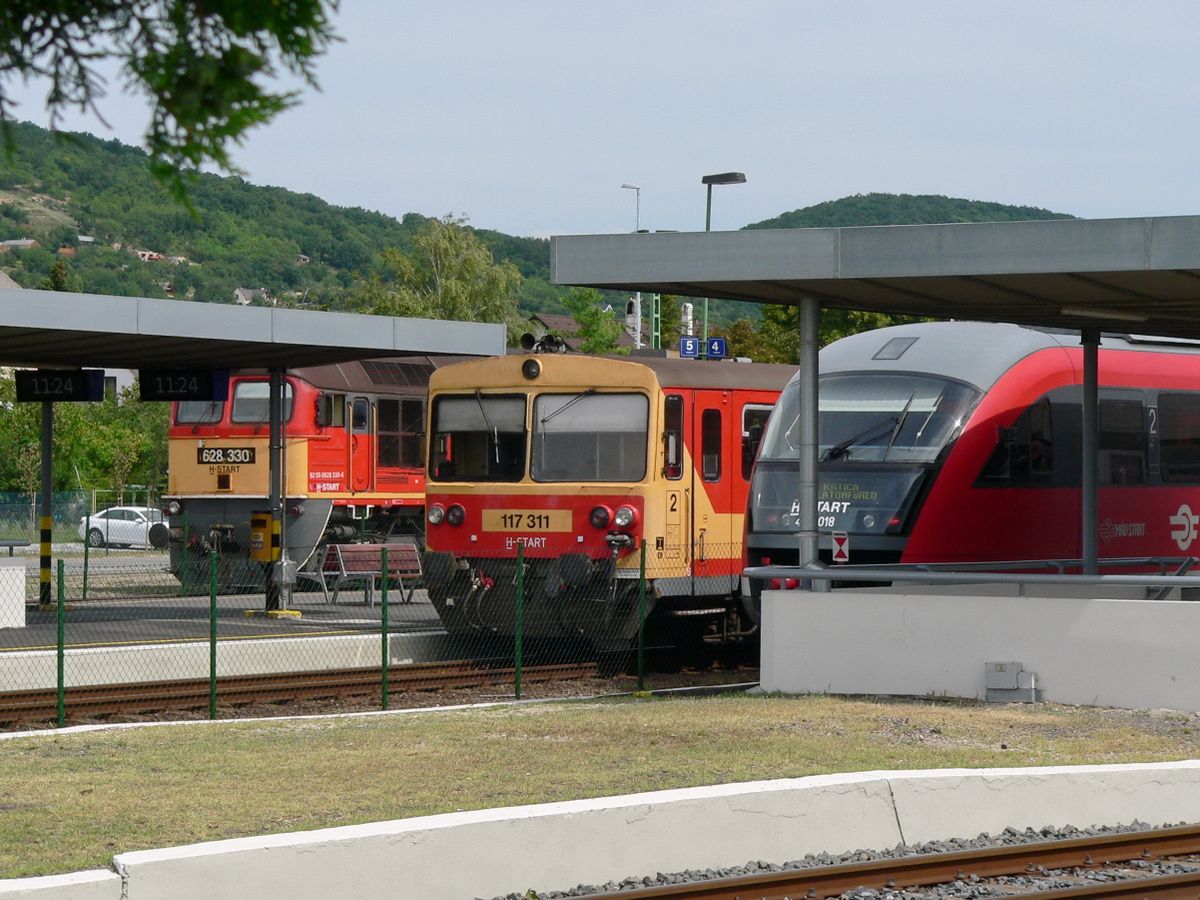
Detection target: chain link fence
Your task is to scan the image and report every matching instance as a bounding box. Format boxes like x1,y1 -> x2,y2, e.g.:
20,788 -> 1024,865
0,539 -> 758,728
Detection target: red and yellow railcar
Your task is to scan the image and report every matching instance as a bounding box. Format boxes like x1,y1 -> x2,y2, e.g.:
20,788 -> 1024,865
421,353 -> 794,647
164,357 -> 458,586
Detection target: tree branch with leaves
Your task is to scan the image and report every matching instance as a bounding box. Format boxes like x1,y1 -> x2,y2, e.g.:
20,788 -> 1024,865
0,1 -> 340,203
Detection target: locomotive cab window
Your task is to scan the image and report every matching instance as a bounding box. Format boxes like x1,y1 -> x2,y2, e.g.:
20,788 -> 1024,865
175,400 -> 224,424
230,381 -> 294,423
351,397 -> 371,433
430,393 -> 526,482
532,392 -> 648,482
742,404 -> 773,480
315,392 -> 345,428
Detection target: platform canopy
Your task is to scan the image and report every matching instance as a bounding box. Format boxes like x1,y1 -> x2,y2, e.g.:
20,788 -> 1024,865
0,290 -> 506,369
550,215 -> 1200,338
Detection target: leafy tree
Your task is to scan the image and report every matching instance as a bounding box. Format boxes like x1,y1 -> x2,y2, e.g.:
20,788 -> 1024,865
0,1 -> 340,202
40,258 -> 82,292
350,214 -> 522,326
562,287 -> 623,355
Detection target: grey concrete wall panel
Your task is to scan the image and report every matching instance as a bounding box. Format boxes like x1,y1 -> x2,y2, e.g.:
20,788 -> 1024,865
0,290 -> 504,370
551,215 -> 1200,341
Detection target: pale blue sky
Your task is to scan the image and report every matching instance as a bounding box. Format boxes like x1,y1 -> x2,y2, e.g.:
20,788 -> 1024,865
7,1 -> 1200,237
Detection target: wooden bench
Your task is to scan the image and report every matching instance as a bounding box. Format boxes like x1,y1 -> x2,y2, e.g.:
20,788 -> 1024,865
300,542 -> 422,606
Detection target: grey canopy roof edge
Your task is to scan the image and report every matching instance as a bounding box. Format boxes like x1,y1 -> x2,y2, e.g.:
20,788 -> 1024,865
550,215 -> 1200,341
0,290 -> 506,370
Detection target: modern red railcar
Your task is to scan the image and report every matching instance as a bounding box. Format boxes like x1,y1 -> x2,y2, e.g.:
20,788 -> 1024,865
421,353 -> 795,648
746,321 -> 1200,604
163,357 -> 461,586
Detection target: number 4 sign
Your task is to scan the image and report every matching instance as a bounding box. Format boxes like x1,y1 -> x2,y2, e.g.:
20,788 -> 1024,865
832,531 -> 850,564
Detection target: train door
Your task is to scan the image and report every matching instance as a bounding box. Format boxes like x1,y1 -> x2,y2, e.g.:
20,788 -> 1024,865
349,396 -> 373,492
661,394 -> 689,566
691,390 -> 735,593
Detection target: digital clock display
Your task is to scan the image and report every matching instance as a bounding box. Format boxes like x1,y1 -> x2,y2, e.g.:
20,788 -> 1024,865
139,368 -> 229,402
14,369 -> 104,402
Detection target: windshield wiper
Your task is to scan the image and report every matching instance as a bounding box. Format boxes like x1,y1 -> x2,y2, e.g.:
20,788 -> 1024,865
821,417 -> 897,462
540,388 -> 596,426
475,390 -> 500,464
882,391 -> 917,458
191,401 -> 219,434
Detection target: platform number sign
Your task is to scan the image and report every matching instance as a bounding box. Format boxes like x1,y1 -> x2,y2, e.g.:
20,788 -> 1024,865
706,337 -> 728,360
679,336 -> 700,358
832,531 -> 850,564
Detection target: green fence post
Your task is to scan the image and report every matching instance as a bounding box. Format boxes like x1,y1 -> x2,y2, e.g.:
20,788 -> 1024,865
381,546 -> 390,711
637,539 -> 647,692
81,524 -> 89,601
56,559 -> 65,727
515,541 -> 524,700
180,511 -> 190,597
209,550 -> 218,720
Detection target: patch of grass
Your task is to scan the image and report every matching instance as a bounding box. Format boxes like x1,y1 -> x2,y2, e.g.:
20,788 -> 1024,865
1,693 -> 1199,878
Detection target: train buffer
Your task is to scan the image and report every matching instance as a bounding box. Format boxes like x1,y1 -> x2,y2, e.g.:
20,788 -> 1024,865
299,542 -> 422,606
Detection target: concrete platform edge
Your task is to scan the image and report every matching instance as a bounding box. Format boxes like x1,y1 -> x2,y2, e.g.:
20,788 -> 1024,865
6,761 -> 1200,899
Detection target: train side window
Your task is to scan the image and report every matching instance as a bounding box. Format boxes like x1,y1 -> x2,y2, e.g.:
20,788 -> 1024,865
1099,397 -> 1146,485
663,395 -> 683,480
1160,393 -> 1200,483
377,399 -> 423,467
701,409 -> 722,482
742,404 -> 773,480
979,398 -> 1052,483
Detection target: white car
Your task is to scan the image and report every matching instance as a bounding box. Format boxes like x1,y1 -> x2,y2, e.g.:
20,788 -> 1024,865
79,506 -> 168,549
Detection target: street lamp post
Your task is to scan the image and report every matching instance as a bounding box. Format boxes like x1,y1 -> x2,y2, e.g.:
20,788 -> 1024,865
700,171 -> 746,353
621,183 -> 642,349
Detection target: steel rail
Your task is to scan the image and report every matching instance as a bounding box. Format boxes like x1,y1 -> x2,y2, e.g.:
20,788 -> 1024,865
583,823 -> 1200,899
0,660 -> 597,725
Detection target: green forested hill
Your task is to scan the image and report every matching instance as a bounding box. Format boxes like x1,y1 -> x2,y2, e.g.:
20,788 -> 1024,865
0,122 -> 1075,327
746,192 -> 1073,229
0,121 -> 556,311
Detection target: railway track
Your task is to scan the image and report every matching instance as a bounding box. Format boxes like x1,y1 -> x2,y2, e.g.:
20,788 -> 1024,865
0,660 -> 597,725
585,823 -> 1200,898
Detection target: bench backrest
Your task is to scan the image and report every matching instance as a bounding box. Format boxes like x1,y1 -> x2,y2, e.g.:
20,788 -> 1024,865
329,542 -> 422,576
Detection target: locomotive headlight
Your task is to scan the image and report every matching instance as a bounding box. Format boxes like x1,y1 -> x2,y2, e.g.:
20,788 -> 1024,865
861,513 -> 877,530
446,504 -> 465,526
427,504 -> 446,525
166,500 -> 182,516
521,359 -> 541,380
589,505 -> 612,528
613,505 -> 637,529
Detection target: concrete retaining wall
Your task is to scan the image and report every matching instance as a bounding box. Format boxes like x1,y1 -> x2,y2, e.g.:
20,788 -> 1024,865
0,632 -> 445,691
761,586 -> 1200,710
5,762 -> 1200,899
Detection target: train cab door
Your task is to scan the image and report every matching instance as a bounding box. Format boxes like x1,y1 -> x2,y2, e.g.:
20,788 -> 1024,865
349,396 -> 373,492
691,390 -> 735,594
661,394 -> 689,566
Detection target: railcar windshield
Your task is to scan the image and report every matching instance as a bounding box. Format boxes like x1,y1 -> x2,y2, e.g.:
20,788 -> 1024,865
430,393 -> 526,482
759,374 -> 980,465
531,392 -> 648,481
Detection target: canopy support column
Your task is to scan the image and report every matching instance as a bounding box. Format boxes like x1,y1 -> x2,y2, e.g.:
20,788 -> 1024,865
1081,328 -> 1099,575
797,297 -> 828,590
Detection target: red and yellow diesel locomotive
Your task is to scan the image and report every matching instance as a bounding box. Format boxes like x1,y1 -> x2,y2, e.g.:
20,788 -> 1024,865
164,357 -> 460,586
420,353 -> 795,648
